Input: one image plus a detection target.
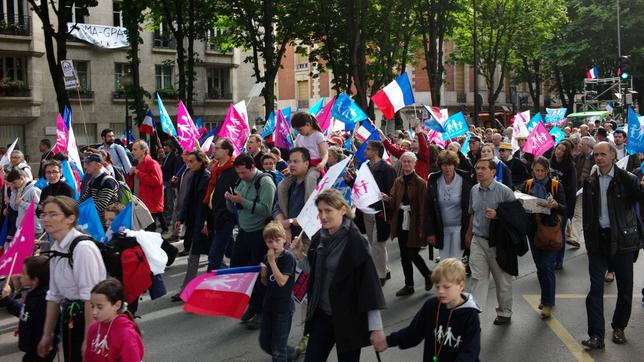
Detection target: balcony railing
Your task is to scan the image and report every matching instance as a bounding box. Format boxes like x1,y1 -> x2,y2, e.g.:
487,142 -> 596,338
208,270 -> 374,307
0,88 -> 30,97
296,63 -> 309,70
67,88 -> 94,98
0,14 -> 30,36
206,90 -> 232,100
112,89 -> 126,99
153,35 -> 176,49
156,88 -> 179,99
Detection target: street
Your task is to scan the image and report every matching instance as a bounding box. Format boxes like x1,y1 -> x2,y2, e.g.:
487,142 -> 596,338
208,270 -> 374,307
0,241 -> 642,362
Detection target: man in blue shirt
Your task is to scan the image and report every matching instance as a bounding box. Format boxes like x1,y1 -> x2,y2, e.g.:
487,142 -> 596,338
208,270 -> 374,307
98,128 -> 132,175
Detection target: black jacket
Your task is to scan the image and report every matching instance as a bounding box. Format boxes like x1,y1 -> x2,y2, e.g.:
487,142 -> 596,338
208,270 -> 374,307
179,167 -> 211,255
1,285 -> 55,354
387,293 -> 481,362
549,160 -> 577,219
210,167 -> 239,229
457,151 -> 473,174
583,165 -> 644,256
161,152 -> 183,182
489,200 -> 528,276
503,157 -> 529,190
304,221 -> 386,352
356,159 -> 397,242
424,169 -> 474,250
513,149 -> 534,175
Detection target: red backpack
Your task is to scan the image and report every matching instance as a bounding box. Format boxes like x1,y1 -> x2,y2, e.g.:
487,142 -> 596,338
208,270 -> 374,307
120,245 -> 152,304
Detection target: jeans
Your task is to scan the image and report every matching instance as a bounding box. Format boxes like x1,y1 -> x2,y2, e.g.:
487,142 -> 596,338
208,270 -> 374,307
530,243 -> 557,307
305,310 -> 361,362
207,219 -> 235,271
259,310 -> 296,362
586,251 -> 634,339
231,229 -> 267,313
397,227 -> 431,287
163,181 -> 175,224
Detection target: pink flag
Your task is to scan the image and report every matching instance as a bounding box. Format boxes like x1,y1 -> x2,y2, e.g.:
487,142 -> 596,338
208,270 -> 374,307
0,201 -> 35,277
176,100 -> 200,152
216,104 -> 250,155
522,122 -> 555,157
274,110 -> 292,149
427,129 -> 447,148
316,97 -> 336,133
52,114 -> 68,154
180,266 -> 260,318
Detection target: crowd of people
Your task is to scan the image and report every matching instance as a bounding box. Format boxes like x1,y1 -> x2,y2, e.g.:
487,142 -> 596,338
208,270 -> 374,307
0,111 -> 642,361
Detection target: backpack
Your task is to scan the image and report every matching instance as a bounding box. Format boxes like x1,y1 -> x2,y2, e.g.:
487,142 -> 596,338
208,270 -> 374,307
524,178 -> 559,196
113,234 -> 152,303
45,235 -> 114,274
100,174 -> 133,205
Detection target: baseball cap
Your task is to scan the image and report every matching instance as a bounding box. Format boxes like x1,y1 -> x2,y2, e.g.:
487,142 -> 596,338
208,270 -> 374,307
82,153 -> 104,164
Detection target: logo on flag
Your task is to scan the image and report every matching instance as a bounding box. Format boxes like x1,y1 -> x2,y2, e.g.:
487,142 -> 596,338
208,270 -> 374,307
351,162 -> 382,214
371,73 -> 415,120
549,126 -> 566,145
157,93 -> 177,136
523,122 -> 554,157
442,112 -> 469,140
0,201 -> 36,277
545,108 -> 567,125
217,104 -> 250,155
332,94 -> 368,125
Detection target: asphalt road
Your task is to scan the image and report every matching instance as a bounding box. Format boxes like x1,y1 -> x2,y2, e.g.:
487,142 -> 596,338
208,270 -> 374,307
0,240 -> 643,362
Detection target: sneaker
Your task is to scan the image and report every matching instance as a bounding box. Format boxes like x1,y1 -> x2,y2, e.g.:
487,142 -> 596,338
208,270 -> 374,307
540,306 -> 552,319
395,286 -> 414,297
582,336 -> 605,350
240,307 -> 256,323
165,244 -> 179,267
170,293 -> 182,302
178,249 -> 190,257
246,314 -> 262,330
493,316 -> 511,325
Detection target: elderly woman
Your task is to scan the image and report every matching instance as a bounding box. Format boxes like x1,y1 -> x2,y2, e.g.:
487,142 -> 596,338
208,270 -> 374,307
382,152 -> 431,296
519,157 -> 566,319
425,150 -> 475,260
38,196 -> 106,360
7,150 -> 33,180
292,189 -> 386,361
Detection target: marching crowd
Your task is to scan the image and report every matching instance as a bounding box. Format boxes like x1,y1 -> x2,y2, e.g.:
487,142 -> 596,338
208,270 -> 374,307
0,111 -> 643,362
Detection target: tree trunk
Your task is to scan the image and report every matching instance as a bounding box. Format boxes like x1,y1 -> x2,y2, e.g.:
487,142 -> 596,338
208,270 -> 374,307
263,77 -> 276,117
186,0 -> 195,114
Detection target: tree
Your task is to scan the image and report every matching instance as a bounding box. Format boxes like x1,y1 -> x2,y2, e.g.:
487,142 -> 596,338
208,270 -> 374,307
416,0 -> 467,107
213,0 -> 302,117
26,0 -> 98,114
121,0 -> 150,126
451,0 -> 525,116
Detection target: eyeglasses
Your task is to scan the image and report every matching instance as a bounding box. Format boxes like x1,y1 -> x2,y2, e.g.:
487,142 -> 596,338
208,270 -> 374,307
45,170 -> 60,175
41,212 -> 64,219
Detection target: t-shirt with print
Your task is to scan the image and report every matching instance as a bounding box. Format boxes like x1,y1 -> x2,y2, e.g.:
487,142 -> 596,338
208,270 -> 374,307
263,249 -> 296,313
295,131 -> 325,160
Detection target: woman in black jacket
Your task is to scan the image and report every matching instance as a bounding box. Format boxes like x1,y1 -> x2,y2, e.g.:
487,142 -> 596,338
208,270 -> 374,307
519,157 -> 566,319
549,139 -> 577,269
171,150 -> 211,301
425,150 -> 475,260
292,189 -> 386,361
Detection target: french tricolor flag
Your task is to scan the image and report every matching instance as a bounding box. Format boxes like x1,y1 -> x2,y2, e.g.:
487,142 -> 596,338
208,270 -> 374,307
138,110 -> 155,135
180,266 -> 260,318
586,67 -> 598,79
371,73 -> 415,120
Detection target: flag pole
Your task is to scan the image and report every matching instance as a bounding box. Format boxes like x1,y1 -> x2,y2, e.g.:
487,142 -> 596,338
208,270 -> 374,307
3,252 -> 18,289
75,87 -> 89,137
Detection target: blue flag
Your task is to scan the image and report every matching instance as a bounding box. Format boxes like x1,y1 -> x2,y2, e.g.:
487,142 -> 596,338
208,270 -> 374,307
0,218 -> 8,248
495,161 -> 504,183
545,108 -> 567,124
442,112 -> 469,139
110,202 -> 133,233
308,98 -> 324,116
355,131 -> 381,163
332,94 -> 368,125
344,135 -> 353,152
282,107 -> 292,125
424,118 -> 445,133
61,160 -> 79,200
63,105 -> 73,130
626,107 -> 644,155
333,169 -> 352,206
549,127 -> 566,145
78,198 -> 106,241
461,133 -> 471,155
157,93 -> 177,136
261,112 -> 276,139
527,113 -> 542,131
34,178 -> 48,190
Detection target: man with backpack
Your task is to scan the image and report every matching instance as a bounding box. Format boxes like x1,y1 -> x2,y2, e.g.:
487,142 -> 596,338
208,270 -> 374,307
225,153 -> 276,329
80,153 -> 119,229
99,128 -> 132,176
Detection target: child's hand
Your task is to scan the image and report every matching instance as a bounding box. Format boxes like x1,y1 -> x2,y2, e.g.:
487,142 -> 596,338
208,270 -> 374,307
1,284 -> 11,299
267,248 -> 276,263
290,236 -> 303,257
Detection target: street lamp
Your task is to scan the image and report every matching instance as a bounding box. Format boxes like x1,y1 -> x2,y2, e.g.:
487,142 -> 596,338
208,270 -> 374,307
120,74 -> 134,142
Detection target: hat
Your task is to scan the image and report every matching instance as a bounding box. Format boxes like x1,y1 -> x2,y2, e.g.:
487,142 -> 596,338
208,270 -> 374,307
469,136 -> 481,142
499,142 -> 513,150
82,153 -> 104,164
515,134 -> 528,140
329,136 -> 344,146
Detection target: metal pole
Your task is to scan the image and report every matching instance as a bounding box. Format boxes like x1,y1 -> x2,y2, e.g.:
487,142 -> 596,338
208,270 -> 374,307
617,0 -> 623,109
125,93 -> 130,144
473,0 -> 479,126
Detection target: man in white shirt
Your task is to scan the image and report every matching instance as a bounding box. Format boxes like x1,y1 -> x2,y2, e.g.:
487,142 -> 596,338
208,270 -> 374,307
98,128 -> 132,175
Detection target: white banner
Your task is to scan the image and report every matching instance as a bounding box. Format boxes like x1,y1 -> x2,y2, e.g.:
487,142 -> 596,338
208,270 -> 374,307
297,156 -> 353,238
67,23 -> 129,49
351,161 -> 382,214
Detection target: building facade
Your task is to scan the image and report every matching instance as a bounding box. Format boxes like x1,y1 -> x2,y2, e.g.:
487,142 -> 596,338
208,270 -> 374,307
0,0 -> 242,163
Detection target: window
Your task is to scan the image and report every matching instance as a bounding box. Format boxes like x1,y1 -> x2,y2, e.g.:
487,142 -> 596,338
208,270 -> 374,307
73,123 -> 98,146
73,60 -> 90,90
0,55 -> 27,82
155,64 -> 173,90
206,67 -> 230,99
110,122 -> 126,137
114,63 -> 131,91
207,28 -> 226,51
297,80 -> 309,108
153,22 -> 175,48
65,4 -> 87,24
112,1 -> 123,27
0,125 -> 24,151
296,52 -> 309,70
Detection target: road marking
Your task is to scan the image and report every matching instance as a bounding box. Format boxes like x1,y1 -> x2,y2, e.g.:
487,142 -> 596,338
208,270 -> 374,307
523,295 -> 594,362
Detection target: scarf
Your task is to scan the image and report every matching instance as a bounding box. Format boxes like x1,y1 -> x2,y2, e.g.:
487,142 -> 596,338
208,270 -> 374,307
532,177 -> 549,199
202,157 -> 236,205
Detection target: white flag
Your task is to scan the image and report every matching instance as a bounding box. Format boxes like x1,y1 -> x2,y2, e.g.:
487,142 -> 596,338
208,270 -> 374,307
297,156 -> 353,238
351,162 -> 382,213
616,154 -> 630,170
0,138 -> 18,167
234,100 -> 249,127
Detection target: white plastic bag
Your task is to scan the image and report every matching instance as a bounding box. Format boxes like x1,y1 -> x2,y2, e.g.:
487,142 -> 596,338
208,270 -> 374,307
125,229 -> 167,275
